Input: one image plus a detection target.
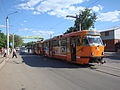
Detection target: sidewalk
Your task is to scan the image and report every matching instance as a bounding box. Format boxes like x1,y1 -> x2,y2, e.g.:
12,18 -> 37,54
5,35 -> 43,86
0,54 -> 11,69
0,54 -> 7,69
0,54 -> 4,64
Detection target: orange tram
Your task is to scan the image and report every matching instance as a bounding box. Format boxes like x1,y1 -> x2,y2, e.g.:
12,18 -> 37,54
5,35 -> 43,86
32,30 -> 105,64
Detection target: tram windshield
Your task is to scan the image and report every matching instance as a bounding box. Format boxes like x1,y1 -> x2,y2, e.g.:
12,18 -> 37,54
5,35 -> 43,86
83,35 -> 103,46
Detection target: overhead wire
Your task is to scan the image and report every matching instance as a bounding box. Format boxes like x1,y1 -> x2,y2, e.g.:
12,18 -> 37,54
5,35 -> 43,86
86,0 -> 100,8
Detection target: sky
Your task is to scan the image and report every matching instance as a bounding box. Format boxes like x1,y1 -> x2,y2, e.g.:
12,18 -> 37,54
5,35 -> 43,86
0,0 -> 120,43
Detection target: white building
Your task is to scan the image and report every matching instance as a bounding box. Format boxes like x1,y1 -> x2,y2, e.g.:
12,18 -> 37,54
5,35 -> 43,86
100,27 -> 120,51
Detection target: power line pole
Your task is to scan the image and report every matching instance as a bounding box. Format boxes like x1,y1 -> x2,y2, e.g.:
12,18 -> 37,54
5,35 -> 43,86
66,15 -> 81,31
6,16 -> 10,55
6,11 -> 18,56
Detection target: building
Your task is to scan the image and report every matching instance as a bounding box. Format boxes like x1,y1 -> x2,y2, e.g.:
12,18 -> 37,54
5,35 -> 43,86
100,27 -> 120,52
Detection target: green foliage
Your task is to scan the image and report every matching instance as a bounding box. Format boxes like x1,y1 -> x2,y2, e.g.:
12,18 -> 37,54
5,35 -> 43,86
23,41 -> 36,47
0,31 -> 23,48
64,8 -> 97,34
9,34 -> 23,47
79,8 -> 97,30
0,31 -> 6,48
26,41 -> 36,46
64,27 -> 75,34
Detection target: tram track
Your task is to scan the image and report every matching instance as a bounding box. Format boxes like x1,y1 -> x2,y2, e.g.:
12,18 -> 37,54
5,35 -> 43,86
89,64 -> 120,78
92,69 -> 120,77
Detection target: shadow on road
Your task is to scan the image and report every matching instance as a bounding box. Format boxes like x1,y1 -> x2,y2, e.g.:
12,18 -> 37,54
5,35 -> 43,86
20,52 -> 92,69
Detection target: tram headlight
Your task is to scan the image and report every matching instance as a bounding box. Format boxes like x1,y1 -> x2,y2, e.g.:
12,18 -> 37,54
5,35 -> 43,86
102,52 -> 104,55
91,52 -> 94,56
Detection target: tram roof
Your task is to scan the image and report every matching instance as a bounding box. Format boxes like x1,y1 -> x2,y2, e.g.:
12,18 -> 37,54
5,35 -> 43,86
43,30 -> 100,42
64,30 -> 100,37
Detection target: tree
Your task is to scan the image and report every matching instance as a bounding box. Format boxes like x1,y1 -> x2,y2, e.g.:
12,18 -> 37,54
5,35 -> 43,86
9,34 -> 23,47
22,41 -> 36,48
0,31 -> 6,48
64,27 -> 75,34
64,8 -> 97,34
25,41 -> 35,47
76,8 -> 97,30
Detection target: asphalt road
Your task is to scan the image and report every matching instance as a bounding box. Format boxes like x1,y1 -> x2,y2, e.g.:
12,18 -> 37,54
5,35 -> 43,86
0,52 -> 120,90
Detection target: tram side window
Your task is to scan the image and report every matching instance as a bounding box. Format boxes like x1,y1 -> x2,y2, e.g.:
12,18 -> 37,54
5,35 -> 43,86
44,42 -> 49,48
71,36 -> 81,46
53,40 -> 59,47
37,44 -> 39,48
61,39 -> 67,46
76,36 -> 81,46
39,44 -> 42,48
83,38 -> 89,45
35,44 -> 37,48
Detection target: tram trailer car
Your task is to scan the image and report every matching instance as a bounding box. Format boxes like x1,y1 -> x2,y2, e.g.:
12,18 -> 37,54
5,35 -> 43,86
33,41 -> 44,55
34,30 -> 105,64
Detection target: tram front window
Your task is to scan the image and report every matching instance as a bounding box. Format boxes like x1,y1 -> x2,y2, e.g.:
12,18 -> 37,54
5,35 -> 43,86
83,35 -> 103,46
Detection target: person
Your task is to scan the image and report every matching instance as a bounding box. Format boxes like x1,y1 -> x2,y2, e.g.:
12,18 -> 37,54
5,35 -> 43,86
3,48 -> 7,57
12,48 -> 17,58
0,48 -> 2,56
115,42 -> 120,52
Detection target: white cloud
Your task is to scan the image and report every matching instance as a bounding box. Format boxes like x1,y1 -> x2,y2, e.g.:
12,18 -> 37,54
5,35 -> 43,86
98,11 -> 120,22
18,0 -> 86,18
92,5 -> 103,12
18,0 -> 43,10
18,0 -> 120,22
18,27 -> 54,36
35,0 -> 85,17
32,30 -> 54,35
24,20 -> 27,22
18,28 -> 32,32
32,11 -> 41,15
0,25 -> 6,28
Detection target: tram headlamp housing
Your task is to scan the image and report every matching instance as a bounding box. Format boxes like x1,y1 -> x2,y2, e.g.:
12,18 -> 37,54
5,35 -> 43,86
102,52 -> 104,55
91,52 -> 94,56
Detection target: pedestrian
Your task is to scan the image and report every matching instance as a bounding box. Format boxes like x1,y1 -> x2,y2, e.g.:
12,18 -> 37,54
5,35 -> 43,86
3,48 -> 7,57
115,42 -> 120,52
12,48 -> 17,58
0,48 -> 2,55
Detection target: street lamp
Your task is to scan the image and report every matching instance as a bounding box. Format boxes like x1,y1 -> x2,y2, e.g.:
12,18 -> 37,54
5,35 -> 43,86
66,15 -> 81,31
6,11 -> 18,56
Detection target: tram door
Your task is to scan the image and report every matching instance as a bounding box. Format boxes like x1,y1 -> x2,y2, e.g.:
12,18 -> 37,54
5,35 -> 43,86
70,37 -> 76,62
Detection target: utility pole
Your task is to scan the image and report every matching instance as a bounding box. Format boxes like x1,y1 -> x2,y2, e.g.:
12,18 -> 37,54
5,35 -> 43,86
66,15 -> 81,31
6,11 -> 18,56
6,16 -> 10,55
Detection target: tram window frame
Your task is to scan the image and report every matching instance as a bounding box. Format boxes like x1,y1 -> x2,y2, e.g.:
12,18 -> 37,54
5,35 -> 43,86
82,37 -> 89,46
39,44 -> 42,47
37,44 -> 39,48
76,36 -> 82,46
71,36 -> 81,46
35,44 -> 37,48
44,42 -> 49,48
61,39 -> 67,46
53,40 -> 59,47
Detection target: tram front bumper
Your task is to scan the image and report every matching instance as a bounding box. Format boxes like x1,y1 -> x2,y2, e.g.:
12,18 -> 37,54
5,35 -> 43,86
79,56 -> 105,63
